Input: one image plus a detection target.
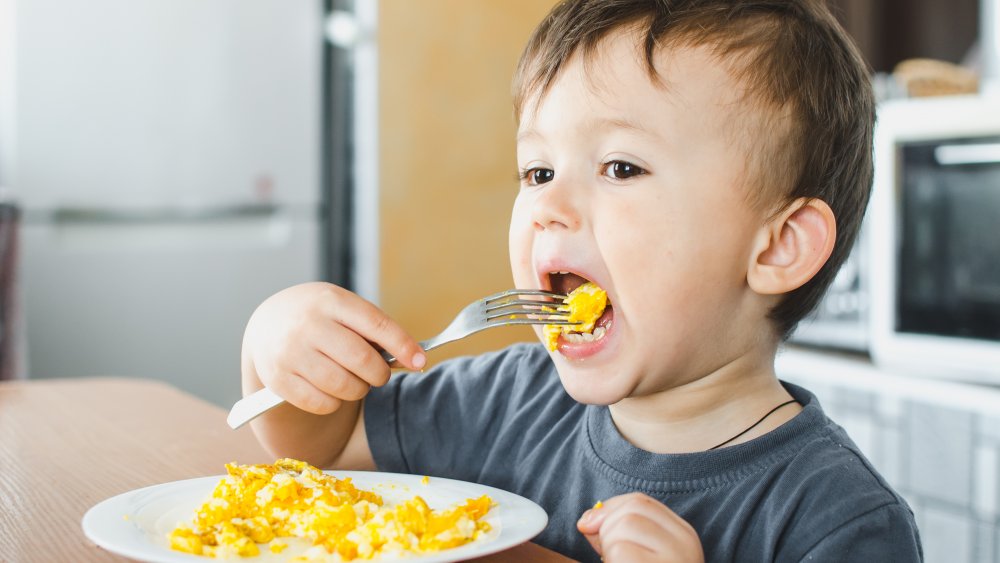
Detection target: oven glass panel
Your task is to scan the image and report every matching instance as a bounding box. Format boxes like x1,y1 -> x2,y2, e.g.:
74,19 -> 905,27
898,136 -> 1000,341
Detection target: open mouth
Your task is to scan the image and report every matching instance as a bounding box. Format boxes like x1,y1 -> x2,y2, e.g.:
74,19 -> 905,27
544,271 -> 614,350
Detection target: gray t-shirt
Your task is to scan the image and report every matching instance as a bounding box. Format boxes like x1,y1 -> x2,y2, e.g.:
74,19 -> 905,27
364,343 -> 922,562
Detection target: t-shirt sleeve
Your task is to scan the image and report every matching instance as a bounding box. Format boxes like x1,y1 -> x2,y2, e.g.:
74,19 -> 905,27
796,503 -> 923,562
362,344 -> 558,482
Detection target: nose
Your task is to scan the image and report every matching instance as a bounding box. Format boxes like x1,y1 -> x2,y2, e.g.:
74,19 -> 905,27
530,175 -> 581,232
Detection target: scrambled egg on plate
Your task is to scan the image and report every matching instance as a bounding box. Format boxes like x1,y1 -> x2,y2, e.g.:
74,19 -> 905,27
169,459 -> 493,561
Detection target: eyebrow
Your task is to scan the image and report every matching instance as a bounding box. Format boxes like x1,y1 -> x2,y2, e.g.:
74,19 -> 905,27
516,129 -> 542,144
602,117 -> 650,135
517,116 -> 657,144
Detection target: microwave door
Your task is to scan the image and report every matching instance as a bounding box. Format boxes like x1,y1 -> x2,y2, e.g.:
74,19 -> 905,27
898,140 -> 1000,342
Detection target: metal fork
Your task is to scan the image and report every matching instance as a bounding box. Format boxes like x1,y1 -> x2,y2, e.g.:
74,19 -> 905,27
227,289 -> 573,429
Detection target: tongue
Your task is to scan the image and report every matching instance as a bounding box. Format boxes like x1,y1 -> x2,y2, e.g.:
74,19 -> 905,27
558,273 -> 590,295
596,305 -> 614,329
568,305 -> 614,334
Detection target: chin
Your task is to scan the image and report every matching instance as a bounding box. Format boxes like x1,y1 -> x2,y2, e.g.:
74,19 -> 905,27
552,362 -> 634,406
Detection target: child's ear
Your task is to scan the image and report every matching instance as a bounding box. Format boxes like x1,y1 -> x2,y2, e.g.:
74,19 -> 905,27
747,197 -> 836,295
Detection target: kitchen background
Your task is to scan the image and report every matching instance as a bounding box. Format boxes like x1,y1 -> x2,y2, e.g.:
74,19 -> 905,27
1,0 -> 999,561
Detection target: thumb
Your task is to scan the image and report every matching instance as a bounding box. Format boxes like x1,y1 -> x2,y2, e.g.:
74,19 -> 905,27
576,506 -> 608,534
577,509 -> 605,556
578,505 -> 612,556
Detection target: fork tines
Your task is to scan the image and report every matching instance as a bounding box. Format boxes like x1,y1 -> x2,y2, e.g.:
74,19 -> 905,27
483,289 -> 577,325
484,289 -> 566,303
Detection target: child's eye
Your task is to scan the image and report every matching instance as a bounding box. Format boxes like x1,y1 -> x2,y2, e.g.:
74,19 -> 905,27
519,167 -> 555,186
601,160 -> 647,180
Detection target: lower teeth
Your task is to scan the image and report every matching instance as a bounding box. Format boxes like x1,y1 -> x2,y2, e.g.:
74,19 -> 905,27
562,326 -> 607,344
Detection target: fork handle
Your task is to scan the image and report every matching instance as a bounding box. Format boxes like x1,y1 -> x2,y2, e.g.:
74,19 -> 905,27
379,348 -> 399,366
227,387 -> 285,429
379,338 -> 436,367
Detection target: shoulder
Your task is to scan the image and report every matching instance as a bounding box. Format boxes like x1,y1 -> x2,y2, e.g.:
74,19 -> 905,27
790,489 -> 923,560
782,426 -> 908,518
781,387 -> 904,512
770,387 -> 920,558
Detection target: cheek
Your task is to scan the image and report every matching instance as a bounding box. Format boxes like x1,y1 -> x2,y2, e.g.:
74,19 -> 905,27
595,197 -> 676,277
508,197 -> 535,286
597,197 -> 745,323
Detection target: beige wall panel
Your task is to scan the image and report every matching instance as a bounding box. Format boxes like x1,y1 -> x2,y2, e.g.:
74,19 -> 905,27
379,0 -> 559,363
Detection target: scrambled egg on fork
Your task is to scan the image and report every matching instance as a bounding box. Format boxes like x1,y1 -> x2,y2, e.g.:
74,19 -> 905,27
169,459 -> 493,561
543,282 -> 608,351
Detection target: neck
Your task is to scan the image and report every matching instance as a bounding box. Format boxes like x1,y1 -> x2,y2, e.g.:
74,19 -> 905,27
608,348 -> 800,454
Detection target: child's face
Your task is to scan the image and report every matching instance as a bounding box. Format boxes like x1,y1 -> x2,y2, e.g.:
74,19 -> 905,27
509,31 -> 775,405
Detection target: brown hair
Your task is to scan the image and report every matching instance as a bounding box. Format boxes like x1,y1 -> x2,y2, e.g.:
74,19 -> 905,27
513,0 -> 875,339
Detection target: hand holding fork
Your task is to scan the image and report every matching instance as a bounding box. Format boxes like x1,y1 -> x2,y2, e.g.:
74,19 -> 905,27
229,284 -> 572,429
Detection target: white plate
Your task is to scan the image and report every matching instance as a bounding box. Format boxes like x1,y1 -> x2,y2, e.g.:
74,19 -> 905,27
82,471 -> 548,562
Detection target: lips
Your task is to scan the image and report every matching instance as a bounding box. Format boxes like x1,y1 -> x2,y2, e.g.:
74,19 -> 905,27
535,264 -> 616,358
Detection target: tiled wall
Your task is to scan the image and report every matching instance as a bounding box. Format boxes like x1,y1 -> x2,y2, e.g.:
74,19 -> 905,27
777,348 -> 1000,563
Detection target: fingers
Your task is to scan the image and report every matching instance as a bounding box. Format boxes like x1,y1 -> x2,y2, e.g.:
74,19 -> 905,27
297,347 -> 372,400
577,493 -> 704,563
246,283 -> 426,417
324,286 -> 426,371
578,493 -> 684,533
603,541 -> 656,562
311,323 -> 393,388
265,313 -> 394,413
265,369 -> 343,415
580,522 -> 603,556
577,493 -> 641,534
601,508 -> 680,556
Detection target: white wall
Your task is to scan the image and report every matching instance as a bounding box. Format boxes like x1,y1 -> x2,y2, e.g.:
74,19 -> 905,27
0,0 -> 15,189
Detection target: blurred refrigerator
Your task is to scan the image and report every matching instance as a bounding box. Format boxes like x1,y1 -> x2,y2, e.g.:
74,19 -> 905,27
9,0 -> 333,406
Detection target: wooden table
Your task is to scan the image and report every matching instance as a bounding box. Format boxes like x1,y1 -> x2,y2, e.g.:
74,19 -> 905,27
0,377 -> 572,562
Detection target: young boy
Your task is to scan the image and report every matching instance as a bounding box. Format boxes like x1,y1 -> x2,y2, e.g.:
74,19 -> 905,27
240,0 -> 922,560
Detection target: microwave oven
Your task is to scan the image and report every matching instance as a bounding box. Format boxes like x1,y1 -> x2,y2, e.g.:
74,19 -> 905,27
869,96 -> 1000,383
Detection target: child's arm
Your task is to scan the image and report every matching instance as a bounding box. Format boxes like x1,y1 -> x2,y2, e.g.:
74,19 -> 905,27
577,493 -> 704,563
239,282 -> 426,469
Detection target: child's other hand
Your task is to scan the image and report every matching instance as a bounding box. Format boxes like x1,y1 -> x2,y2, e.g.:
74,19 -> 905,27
241,282 -> 425,415
577,493 -> 704,563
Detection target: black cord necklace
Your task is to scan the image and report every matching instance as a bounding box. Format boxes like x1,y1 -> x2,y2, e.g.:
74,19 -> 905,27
708,399 -> 799,450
